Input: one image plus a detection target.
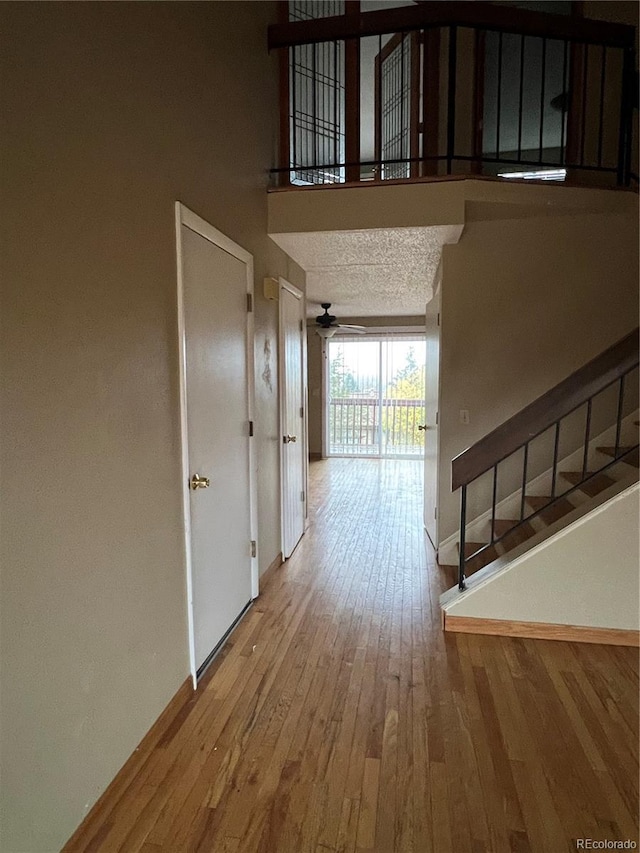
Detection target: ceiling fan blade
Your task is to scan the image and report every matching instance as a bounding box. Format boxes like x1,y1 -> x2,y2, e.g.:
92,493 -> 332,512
335,325 -> 366,334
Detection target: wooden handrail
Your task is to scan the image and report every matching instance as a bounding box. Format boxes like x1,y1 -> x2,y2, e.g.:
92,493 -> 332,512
451,328 -> 640,492
268,2 -> 635,51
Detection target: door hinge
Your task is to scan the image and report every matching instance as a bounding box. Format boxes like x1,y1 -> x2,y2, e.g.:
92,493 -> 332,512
247,293 -> 253,313
434,507 -> 437,519
300,319 -> 304,332
249,420 -> 254,437
301,490 -> 305,502
300,406 -> 304,418
250,540 -> 257,558
435,411 -> 438,425
437,312 -> 440,326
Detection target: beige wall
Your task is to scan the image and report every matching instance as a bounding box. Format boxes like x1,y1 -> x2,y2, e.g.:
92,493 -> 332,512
307,317 -> 427,457
443,483 -> 640,630
438,208 -> 639,545
0,3 -> 304,850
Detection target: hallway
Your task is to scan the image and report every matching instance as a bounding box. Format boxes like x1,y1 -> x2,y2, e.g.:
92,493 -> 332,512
66,459 -> 639,852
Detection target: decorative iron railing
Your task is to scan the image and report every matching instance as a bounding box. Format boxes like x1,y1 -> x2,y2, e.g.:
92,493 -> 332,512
329,397 -> 426,457
269,2 -> 637,188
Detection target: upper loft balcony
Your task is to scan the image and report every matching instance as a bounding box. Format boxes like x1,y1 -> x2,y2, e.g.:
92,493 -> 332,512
268,0 -> 638,191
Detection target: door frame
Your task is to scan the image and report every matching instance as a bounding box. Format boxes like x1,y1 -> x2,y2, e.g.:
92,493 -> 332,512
175,202 -> 258,688
278,278 -> 308,558
423,279 -> 441,550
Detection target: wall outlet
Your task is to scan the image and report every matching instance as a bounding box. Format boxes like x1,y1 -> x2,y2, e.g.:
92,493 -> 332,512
460,409 -> 470,424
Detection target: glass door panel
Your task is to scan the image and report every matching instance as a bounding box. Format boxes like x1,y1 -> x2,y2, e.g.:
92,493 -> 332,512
327,336 -> 426,458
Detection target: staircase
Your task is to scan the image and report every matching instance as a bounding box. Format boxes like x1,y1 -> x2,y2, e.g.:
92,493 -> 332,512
446,330 -> 639,591
454,439 -> 639,581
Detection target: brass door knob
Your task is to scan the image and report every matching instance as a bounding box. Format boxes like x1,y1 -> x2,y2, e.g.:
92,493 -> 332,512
284,435 -> 297,443
190,474 -> 210,490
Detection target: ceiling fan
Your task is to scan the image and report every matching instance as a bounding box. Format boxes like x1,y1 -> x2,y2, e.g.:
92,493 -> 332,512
314,304 -> 366,339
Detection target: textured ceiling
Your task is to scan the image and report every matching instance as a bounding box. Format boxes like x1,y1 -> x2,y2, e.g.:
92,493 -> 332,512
271,226 -> 462,318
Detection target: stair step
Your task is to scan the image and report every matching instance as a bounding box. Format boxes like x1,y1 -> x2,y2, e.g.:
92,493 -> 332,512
459,541 -> 500,575
492,518 -> 519,538
560,471 -> 616,497
492,518 -> 537,550
596,446 -> 639,467
525,495 -> 575,525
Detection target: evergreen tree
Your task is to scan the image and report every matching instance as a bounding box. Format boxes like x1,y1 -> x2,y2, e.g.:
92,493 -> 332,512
329,347 -> 357,397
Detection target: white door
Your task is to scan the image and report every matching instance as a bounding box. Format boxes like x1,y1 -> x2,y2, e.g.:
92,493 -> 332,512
279,280 -> 306,558
424,289 -> 441,549
176,204 -> 257,683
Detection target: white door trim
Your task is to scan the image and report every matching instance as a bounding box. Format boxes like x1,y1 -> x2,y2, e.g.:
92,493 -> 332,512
278,277 -> 307,558
175,202 -> 258,689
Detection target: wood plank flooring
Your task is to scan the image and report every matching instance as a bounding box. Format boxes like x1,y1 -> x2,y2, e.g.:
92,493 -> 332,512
64,458 -> 639,852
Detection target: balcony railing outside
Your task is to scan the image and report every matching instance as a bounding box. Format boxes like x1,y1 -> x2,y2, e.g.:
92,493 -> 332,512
329,397 -> 426,457
270,2 -> 637,188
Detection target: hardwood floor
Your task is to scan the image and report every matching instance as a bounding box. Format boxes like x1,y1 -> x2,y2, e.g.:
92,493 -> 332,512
64,458 -> 639,853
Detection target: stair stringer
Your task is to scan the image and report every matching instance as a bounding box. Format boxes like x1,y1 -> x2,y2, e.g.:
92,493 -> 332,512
437,409 -> 639,565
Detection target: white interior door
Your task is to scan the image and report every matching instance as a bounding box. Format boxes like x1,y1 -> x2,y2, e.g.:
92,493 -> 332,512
424,289 -> 441,549
176,204 -> 257,683
279,280 -> 306,559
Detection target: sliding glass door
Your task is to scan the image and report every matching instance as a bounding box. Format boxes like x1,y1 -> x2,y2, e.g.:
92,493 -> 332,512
327,335 -> 427,458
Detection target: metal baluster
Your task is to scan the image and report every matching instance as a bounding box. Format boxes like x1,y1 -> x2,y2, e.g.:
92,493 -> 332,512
560,39 -> 568,165
614,374 -> 626,458
551,420 -> 561,498
580,44 -> 588,167
459,484 -> 467,591
323,40 -> 328,179
400,32 -> 405,174
539,37 -> 546,163
496,31 -> 503,160
447,26 -> 457,174
517,34 -> 525,162
597,45 -> 606,168
520,442 -> 529,521
617,46 -> 635,186
377,33 -> 382,178
333,40 -> 338,169
490,465 -> 498,543
290,48 -> 295,179
312,43 -> 318,171
582,399 -> 593,480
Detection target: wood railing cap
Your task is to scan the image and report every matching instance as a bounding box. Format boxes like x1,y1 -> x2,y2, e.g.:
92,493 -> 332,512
269,2 -> 636,50
451,328 -> 640,492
